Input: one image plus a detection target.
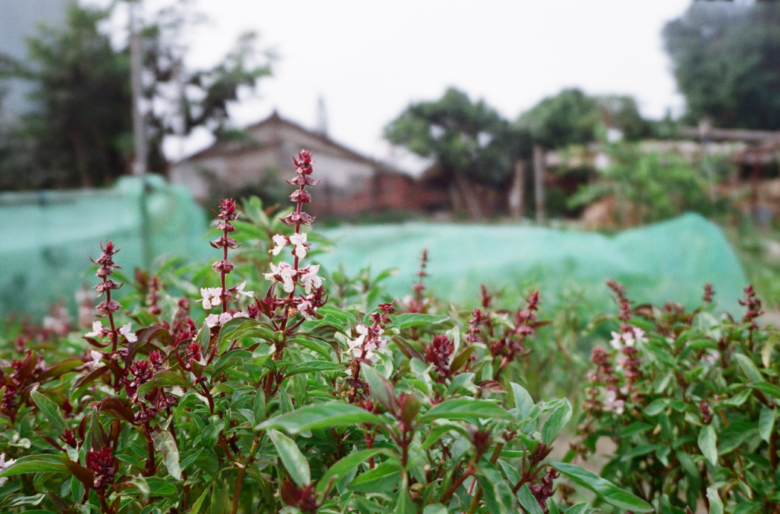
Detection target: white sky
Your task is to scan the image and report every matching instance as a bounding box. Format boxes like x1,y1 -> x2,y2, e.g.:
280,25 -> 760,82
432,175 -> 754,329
87,0 -> 691,162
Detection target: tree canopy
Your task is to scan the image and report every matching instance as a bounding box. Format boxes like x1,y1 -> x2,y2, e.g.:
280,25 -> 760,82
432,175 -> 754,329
384,87 -> 529,218
663,2 -> 780,130
0,3 -> 272,190
516,88 -> 653,149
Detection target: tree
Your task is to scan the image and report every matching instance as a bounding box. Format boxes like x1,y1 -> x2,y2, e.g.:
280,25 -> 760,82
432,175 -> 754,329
0,2 -> 272,190
384,88 -> 526,219
663,2 -> 780,130
516,88 -> 652,149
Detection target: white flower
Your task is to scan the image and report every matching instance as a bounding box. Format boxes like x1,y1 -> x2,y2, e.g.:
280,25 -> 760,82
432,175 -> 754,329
234,281 -> 254,299
206,310 -> 247,329
610,331 -> 623,350
270,234 -> 289,256
200,287 -> 223,310
289,232 -> 308,259
0,453 -> 16,486
297,300 -> 315,320
265,262 -> 298,293
632,326 -> 647,345
119,323 -> 137,343
604,390 -> 625,415
703,350 -> 720,365
347,325 -> 368,358
88,350 -> 105,370
610,326 -> 645,350
205,313 -> 220,328
300,265 -> 323,294
86,321 -> 106,338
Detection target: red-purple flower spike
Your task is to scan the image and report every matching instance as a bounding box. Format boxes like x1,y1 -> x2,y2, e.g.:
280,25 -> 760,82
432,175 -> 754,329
90,241 -> 125,353
86,446 -> 116,492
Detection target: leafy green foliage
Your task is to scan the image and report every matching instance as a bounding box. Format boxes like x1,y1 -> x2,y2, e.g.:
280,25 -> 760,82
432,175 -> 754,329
575,281 -> 779,512
384,87 -> 528,218
569,142 -> 733,226
0,3 -> 272,190
664,2 -> 780,129
0,154 -> 629,514
516,88 -> 653,149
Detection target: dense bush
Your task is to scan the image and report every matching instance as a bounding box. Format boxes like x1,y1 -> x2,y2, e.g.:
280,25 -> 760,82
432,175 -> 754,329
575,281 -> 779,513
0,150 -> 653,513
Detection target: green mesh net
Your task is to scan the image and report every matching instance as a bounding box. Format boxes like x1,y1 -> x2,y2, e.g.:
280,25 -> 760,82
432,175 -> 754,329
316,213 -> 747,315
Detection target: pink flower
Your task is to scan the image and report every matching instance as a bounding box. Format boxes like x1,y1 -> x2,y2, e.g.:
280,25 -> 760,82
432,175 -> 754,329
300,265 -> 322,294
270,234 -> 289,256
289,232 -> 309,259
200,287 -> 222,310
119,323 -> 137,343
86,321 -> 108,338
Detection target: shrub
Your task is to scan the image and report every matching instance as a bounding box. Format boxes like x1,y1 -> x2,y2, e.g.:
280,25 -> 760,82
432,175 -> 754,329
575,280 -> 778,513
0,150 -> 650,513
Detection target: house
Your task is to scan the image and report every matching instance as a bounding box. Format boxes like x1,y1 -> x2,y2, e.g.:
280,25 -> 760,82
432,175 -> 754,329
170,111 -> 448,217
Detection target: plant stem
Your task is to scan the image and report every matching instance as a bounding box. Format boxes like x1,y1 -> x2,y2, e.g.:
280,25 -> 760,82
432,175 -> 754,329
230,439 -> 260,514
466,442 -> 504,514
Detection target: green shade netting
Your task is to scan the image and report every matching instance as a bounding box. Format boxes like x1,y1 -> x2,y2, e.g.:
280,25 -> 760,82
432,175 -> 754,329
0,173 -> 747,319
0,176 -> 210,317
316,213 -> 747,315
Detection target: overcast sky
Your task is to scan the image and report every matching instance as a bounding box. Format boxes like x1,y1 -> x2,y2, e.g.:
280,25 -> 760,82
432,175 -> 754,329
87,0 -> 692,161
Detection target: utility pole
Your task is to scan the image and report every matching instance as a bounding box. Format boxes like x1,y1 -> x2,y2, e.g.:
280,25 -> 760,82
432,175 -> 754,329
130,0 -> 147,178
129,0 -> 151,267
533,145 -> 546,224
509,160 -> 525,220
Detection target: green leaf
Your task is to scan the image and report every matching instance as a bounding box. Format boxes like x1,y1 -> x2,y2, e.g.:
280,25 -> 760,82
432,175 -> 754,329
37,357 -> 84,382
551,462 -> 653,513
707,486 -> 724,514
698,424 -> 718,466
348,461 -> 402,494
257,401 -> 385,434
565,504 -> 593,514
316,448 -> 392,493
151,429 -> 181,481
517,483 -> 545,514
0,455 -> 68,477
0,494 -> 46,509
394,484 -> 417,514
420,398 -> 512,423
30,391 -> 68,434
146,476 -> 177,496
759,406 -> 776,443
136,370 -> 190,398
734,354 -> 763,382
190,485 -> 212,514
619,422 -> 653,438
751,381 -> 780,399
216,317 -> 271,354
391,313 -> 449,330
362,365 -> 397,413
542,399 -> 572,446
476,465 -> 515,514
286,361 -> 343,376
269,429 -> 311,486
511,382 -> 534,420
422,504 -> 447,514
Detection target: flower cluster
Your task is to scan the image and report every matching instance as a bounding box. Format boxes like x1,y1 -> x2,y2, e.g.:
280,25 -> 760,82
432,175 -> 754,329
344,302 -> 396,403
739,284 -> 762,329
404,249 -> 430,313
424,334 -> 454,381
489,290 -> 541,379
262,150 -> 325,324
86,446 -> 116,492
